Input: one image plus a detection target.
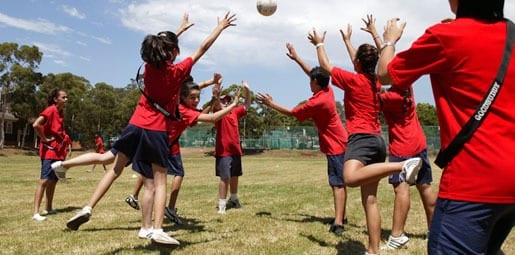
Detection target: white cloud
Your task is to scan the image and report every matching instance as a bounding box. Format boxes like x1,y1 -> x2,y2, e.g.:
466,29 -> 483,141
91,35 -> 112,45
0,12 -> 71,35
62,5 -> 86,20
33,42 -> 72,60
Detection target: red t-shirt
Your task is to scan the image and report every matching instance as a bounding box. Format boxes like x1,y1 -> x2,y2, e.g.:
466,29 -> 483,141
129,57 -> 194,131
38,105 -> 68,160
168,104 -> 201,154
291,86 -> 347,155
214,105 -> 246,157
95,136 -> 105,154
388,18 -> 515,204
381,87 -> 426,157
331,67 -> 382,135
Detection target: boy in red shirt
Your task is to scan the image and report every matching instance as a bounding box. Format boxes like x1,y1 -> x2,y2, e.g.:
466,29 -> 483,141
257,43 -> 349,234
213,81 -> 251,213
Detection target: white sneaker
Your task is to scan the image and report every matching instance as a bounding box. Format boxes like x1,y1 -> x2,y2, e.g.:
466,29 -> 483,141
381,233 -> 409,250
66,207 -> 92,230
51,161 -> 67,181
32,213 -> 46,221
400,157 -> 422,184
138,227 -> 153,239
150,229 -> 180,245
217,204 -> 226,214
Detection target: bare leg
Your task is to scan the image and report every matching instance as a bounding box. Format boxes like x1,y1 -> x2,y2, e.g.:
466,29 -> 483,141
151,163 -> 168,230
361,181 -> 381,254
44,179 -> 58,211
62,151 -> 115,170
391,182 -> 410,237
168,176 -> 183,209
141,177 -> 155,230
417,183 -> 436,230
33,179 -> 48,215
345,159 -> 404,187
229,176 -> 238,194
131,175 -> 144,199
219,178 -> 229,200
333,186 -> 347,225
86,152 -> 129,208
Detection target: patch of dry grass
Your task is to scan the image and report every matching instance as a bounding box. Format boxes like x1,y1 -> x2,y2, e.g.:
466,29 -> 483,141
0,148 -> 513,254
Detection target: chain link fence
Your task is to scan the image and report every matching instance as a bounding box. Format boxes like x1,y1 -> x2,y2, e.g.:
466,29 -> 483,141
178,125 -> 441,154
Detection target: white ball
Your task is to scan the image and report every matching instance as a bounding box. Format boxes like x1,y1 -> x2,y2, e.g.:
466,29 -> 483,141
256,0 -> 277,16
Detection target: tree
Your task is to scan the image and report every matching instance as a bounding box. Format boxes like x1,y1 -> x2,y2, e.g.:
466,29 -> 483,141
0,43 -> 42,149
416,103 -> 439,126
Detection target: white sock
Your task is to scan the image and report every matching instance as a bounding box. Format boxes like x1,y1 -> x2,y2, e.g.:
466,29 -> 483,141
230,193 -> 238,201
219,199 -> 226,207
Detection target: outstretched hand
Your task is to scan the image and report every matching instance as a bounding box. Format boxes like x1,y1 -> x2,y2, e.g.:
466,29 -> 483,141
286,43 -> 299,60
256,92 -> 273,106
339,24 -> 352,42
217,12 -> 237,30
177,13 -> 194,35
383,18 -> 406,43
360,14 -> 378,35
308,28 -> 326,46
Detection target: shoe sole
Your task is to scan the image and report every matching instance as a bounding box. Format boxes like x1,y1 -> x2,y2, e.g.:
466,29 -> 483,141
66,213 -> 90,230
407,159 -> 423,184
125,199 -> 140,210
151,239 -> 180,247
165,211 -> 183,225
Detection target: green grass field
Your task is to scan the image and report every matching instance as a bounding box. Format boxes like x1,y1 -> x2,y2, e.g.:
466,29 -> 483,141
0,148 -> 513,255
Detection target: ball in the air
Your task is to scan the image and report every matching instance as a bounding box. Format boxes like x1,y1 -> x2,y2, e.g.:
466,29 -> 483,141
257,0 -> 277,16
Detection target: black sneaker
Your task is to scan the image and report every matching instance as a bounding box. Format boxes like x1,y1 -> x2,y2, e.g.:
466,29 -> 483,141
66,207 -> 91,230
329,224 -> 344,235
125,194 -> 140,210
164,207 -> 183,225
227,198 -> 241,209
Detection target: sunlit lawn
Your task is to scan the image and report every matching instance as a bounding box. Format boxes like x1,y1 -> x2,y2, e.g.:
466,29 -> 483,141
0,148 -> 513,254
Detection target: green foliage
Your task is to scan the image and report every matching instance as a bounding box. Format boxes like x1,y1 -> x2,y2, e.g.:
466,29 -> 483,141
416,103 -> 439,126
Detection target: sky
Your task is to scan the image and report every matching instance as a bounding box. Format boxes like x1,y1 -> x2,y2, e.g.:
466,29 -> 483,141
1,0 -> 514,108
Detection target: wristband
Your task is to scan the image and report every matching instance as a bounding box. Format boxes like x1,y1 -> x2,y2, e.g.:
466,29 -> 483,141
315,43 -> 324,48
381,41 -> 395,50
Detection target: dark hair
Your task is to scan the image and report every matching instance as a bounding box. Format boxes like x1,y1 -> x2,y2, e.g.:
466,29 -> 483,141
456,0 -> 504,22
356,44 -> 379,77
140,31 -> 179,68
310,67 -> 330,88
180,81 -> 200,103
47,88 -> 64,106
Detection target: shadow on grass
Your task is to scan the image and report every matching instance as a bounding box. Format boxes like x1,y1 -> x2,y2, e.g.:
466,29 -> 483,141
163,217 -> 206,233
301,233 -> 366,255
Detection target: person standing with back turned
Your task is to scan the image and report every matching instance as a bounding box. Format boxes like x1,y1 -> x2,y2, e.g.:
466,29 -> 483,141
377,0 -> 515,254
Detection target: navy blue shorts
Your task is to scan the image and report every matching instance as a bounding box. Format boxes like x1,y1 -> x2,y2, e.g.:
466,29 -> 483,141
429,199 -> 515,254
216,156 -> 242,179
113,124 -> 169,168
40,159 -> 58,180
344,134 -> 386,165
326,153 -> 345,187
388,148 -> 433,185
133,153 -> 184,179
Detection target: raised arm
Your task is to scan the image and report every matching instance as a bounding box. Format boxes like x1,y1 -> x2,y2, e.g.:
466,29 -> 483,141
242,81 -> 252,109
308,28 -> 333,74
202,78 -> 222,114
286,43 -> 312,76
339,24 -> 356,62
175,13 -> 194,37
256,93 -> 293,116
377,18 -> 406,84
198,73 -> 222,90
360,14 -> 383,50
198,88 -> 241,122
190,12 -> 237,63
